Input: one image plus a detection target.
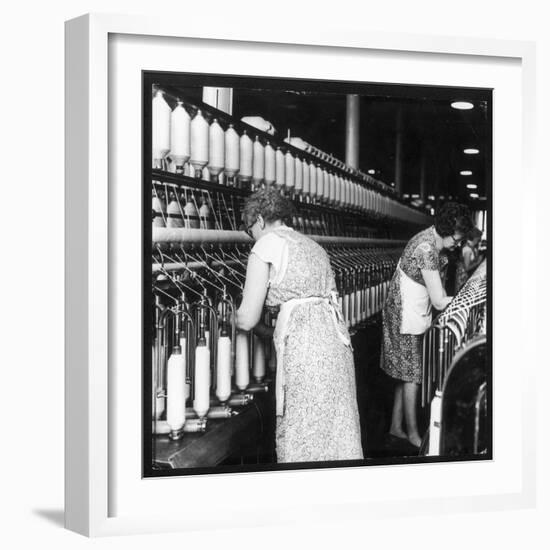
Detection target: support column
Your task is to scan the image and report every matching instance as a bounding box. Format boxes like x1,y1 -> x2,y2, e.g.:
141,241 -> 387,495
394,106 -> 403,194
420,147 -> 427,203
345,95 -> 360,169
202,87 -> 233,115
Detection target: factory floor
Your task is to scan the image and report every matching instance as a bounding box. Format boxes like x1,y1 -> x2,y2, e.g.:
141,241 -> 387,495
352,319 -> 429,460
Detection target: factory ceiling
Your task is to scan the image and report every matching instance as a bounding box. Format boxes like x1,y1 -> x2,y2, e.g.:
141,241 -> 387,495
154,73 -> 491,210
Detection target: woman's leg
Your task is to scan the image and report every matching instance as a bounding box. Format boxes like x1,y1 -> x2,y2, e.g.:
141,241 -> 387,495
389,382 -> 407,438
403,382 -> 421,447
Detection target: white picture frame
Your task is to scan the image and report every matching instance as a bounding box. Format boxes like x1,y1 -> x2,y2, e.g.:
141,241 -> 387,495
65,13 -> 536,537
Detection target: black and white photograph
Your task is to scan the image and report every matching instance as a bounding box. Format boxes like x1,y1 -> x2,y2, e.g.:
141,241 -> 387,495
144,72 -> 491,476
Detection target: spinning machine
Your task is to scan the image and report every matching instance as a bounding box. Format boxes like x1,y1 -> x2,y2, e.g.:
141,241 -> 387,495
421,260 -> 488,456
148,84 -> 434,470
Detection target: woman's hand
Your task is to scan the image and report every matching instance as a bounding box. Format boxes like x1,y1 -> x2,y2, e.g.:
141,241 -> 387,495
253,321 -> 275,339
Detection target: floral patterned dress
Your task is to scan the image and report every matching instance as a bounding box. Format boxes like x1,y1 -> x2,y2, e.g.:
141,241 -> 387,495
252,227 -> 363,463
381,226 -> 448,384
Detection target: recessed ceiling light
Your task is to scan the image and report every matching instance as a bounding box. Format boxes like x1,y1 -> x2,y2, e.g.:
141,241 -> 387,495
411,194 -> 420,199
469,193 -> 479,198
403,194 -> 410,198
368,169 -> 376,175
467,184 -> 477,189
464,148 -> 480,154
451,101 -> 474,110
460,170 -> 473,176
428,195 -> 435,200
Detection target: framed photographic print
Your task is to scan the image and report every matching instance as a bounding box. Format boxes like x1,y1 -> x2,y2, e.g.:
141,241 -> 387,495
65,13 -> 536,536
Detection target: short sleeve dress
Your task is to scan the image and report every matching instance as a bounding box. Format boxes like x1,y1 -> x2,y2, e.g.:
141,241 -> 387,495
251,226 -> 363,463
381,226 -> 448,384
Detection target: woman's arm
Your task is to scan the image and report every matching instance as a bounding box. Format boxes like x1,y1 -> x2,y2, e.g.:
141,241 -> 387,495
421,269 -> 453,311
235,252 -> 270,331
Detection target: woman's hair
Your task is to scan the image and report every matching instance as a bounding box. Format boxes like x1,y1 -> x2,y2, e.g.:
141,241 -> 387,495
434,202 -> 473,237
467,226 -> 483,241
242,187 -> 295,225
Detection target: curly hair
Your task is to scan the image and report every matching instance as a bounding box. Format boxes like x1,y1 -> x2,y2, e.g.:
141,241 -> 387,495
242,187 -> 296,226
434,202 -> 473,237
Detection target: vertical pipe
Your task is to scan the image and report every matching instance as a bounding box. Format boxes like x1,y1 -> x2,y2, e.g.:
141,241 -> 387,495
345,95 -> 360,169
202,87 -> 233,115
394,106 -> 404,195
420,147 -> 427,203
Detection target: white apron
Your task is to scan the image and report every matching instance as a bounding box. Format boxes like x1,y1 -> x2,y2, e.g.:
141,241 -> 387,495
398,262 -> 432,335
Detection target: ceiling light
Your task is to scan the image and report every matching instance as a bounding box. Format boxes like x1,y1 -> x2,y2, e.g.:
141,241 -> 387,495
411,194 -> 420,199
469,193 -> 479,198
403,194 -> 410,198
428,195 -> 435,200
451,101 -> 474,110
467,184 -> 477,189
464,148 -> 480,154
368,169 -> 376,175
460,170 -> 473,176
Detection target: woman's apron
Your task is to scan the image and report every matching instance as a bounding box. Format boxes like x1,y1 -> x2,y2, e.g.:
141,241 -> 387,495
398,261 -> 433,335
272,292 -> 350,416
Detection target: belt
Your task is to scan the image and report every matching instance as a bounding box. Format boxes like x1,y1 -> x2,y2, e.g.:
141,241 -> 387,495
273,293 -> 350,416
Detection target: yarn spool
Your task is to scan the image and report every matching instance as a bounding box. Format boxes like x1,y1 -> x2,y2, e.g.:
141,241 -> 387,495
170,100 -> 190,174
316,166 -> 324,201
199,199 -> 212,230
166,193 -> 183,228
208,118 -> 225,180
294,156 -> 303,193
329,173 -> 336,205
235,331 -> 250,391
183,197 -> 200,229
152,90 -> 171,168
252,136 -> 265,188
152,193 -> 166,228
322,169 -> 330,203
224,124 -> 240,183
253,335 -> 266,383
166,348 -> 186,437
216,335 -> 232,403
239,130 -> 253,184
284,150 -> 295,190
190,109 -> 209,177
264,143 -> 276,186
302,160 -> 310,197
309,162 -> 317,199
355,290 -> 362,324
275,147 -> 285,188
193,344 -> 211,419
343,293 -> 350,328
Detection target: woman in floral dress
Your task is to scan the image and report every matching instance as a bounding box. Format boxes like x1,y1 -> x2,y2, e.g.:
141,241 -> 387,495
381,202 -> 473,448
236,188 -> 363,463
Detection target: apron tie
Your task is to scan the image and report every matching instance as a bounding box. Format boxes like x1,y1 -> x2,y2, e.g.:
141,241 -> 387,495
273,295 -> 350,416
